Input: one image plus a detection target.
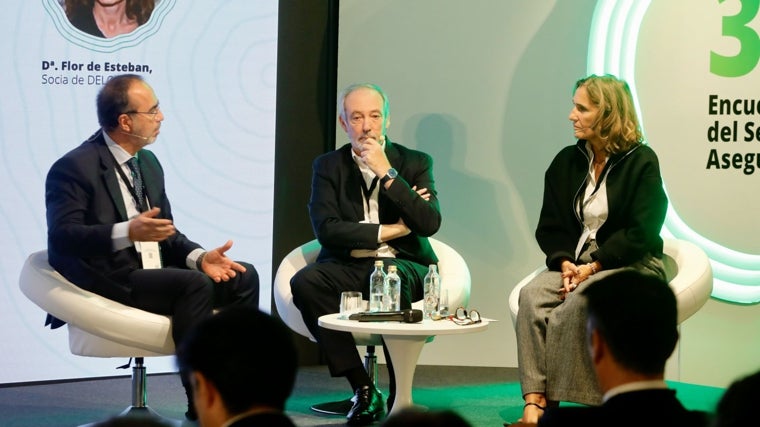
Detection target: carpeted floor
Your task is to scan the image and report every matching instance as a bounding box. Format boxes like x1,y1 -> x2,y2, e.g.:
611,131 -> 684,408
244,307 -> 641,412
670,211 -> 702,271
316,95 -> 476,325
0,365 -> 725,427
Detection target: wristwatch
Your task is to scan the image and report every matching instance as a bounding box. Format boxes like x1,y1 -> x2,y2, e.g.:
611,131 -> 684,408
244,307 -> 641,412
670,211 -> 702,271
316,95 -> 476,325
380,167 -> 398,185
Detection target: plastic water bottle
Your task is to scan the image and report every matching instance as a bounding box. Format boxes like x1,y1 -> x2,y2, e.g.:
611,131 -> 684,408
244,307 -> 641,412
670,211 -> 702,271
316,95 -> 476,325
385,265 -> 401,311
423,264 -> 441,318
369,260 -> 386,312
438,288 -> 449,317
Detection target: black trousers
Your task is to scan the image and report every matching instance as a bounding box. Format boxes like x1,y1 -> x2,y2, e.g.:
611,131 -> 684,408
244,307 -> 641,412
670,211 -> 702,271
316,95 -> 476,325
126,262 -> 259,346
290,257 -> 426,376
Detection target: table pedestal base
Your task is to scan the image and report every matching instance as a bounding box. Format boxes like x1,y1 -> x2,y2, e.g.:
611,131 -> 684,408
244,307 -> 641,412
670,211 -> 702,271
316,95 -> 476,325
383,334 -> 429,415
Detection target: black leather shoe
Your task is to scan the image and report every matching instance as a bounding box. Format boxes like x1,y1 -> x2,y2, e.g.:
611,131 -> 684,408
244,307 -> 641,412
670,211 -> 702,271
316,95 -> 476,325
346,385 -> 385,426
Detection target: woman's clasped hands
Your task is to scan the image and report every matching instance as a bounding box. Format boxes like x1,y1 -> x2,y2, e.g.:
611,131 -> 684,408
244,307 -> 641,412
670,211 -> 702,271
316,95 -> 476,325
558,260 -> 593,300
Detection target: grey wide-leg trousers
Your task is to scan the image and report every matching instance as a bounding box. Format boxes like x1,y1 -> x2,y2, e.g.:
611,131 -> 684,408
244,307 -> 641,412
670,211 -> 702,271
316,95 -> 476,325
515,250 -> 665,406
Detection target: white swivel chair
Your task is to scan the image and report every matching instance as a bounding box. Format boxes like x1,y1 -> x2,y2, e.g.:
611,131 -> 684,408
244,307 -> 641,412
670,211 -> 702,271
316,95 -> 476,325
273,237 -> 471,414
508,238 -> 713,381
508,237 -> 713,326
18,250 -> 178,425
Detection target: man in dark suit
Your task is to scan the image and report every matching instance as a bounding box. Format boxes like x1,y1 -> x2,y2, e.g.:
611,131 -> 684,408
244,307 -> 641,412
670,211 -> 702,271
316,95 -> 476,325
291,83 -> 441,425
45,74 -> 259,420
534,271 -> 709,427
176,306 -> 298,427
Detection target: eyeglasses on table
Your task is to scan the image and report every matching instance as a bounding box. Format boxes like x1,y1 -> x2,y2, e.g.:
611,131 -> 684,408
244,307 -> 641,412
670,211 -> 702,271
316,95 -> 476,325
448,306 -> 481,325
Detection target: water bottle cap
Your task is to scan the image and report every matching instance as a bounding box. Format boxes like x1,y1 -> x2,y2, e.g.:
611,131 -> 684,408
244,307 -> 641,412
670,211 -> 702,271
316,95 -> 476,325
374,260 -> 384,267
388,265 -> 397,272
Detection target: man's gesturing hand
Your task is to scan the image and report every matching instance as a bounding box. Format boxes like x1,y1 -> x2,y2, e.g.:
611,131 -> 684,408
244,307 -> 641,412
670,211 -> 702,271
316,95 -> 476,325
128,207 -> 175,242
200,240 -> 247,283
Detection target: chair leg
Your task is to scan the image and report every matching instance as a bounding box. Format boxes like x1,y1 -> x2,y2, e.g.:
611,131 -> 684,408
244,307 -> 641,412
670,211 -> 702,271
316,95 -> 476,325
78,358 -> 181,427
310,345 -> 379,416
132,357 -> 147,408
364,345 -> 378,385
116,358 -> 180,425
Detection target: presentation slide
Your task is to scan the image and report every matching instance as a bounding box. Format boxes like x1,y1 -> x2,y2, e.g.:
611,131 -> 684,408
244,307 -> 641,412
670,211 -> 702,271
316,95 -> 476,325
1,0 -> 277,383
629,0 -> 760,304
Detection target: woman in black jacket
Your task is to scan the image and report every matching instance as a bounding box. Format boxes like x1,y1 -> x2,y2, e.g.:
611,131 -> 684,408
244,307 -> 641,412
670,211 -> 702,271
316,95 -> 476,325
514,74 -> 668,424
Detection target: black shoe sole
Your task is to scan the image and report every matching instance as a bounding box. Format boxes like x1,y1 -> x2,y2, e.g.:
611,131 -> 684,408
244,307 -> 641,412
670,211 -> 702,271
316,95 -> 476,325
310,398 -> 354,415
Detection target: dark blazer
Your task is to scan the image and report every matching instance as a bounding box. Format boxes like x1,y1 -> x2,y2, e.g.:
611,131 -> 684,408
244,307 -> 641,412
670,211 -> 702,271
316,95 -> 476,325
46,130 -> 201,304
308,139 -> 441,265
536,141 -> 667,270
538,389 -> 710,427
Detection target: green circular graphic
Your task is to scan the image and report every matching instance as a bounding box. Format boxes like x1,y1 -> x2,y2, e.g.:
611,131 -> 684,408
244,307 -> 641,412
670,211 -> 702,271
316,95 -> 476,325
589,0 -> 760,304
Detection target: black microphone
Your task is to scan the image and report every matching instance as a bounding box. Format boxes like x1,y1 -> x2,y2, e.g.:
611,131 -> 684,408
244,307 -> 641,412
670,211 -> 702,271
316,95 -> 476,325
348,309 -> 423,323
120,130 -> 152,141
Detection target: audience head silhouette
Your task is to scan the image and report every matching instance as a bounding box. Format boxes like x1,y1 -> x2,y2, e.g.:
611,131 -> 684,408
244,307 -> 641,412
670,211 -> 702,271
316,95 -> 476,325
176,305 -> 298,427
584,270 -> 678,378
713,369 -> 760,427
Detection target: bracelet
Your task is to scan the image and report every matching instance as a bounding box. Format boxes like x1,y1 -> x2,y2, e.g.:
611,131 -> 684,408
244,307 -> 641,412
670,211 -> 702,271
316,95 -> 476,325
196,252 -> 207,271
587,262 -> 597,274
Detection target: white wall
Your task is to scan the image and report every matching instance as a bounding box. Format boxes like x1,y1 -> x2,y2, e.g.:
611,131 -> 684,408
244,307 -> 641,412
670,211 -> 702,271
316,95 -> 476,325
337,0 -> 760,389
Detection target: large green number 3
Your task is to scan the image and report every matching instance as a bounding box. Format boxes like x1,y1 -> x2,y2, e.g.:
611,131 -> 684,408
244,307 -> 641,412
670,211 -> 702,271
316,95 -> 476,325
710,0 -> 760,77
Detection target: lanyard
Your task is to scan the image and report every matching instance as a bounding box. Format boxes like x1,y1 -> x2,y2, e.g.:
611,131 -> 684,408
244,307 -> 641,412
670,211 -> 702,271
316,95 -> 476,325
114,158 -> 147,212
360,176 -> 379,213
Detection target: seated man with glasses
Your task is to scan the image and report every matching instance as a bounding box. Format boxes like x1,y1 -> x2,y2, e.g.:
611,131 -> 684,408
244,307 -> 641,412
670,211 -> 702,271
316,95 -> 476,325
45,73 -> 260,421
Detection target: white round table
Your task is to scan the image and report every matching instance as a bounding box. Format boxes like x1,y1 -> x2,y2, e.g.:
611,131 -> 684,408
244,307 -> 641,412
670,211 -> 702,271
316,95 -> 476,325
318,312 -> 490,415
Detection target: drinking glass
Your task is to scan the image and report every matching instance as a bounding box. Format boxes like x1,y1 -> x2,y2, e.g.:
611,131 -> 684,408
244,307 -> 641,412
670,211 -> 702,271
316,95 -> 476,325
339,291 -> 364,319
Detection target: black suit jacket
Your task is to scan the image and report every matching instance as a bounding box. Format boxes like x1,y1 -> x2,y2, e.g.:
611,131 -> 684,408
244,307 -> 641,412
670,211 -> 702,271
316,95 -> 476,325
308,140 -> 441,265
538,389 -> 710,427
45,130 -> 201,305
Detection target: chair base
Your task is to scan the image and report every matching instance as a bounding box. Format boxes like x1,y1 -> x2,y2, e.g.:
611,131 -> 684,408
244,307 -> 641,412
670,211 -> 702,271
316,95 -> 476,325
122,406 -> 182,426
77,406 -> 182,427
78,357 -> 183,426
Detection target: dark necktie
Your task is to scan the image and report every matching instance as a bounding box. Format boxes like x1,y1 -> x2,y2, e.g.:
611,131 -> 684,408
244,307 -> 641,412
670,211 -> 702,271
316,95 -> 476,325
126,157 -> 147,212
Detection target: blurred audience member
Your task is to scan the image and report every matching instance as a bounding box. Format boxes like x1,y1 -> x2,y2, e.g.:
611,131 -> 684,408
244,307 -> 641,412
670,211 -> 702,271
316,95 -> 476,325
712,369 -> 760,427
176,306 -> 298,427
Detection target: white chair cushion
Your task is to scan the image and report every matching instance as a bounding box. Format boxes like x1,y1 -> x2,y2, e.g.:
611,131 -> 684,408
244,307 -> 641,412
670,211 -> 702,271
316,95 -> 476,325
273,237 -> 471,344
508,238 -> 713,326
663,238 -> 713,323
19,251 -> 174,357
